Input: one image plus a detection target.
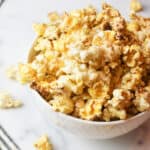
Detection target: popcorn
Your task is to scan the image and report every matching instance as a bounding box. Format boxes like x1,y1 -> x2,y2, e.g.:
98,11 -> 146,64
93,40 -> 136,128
121,67 -> 144,90
44,26 -> 60,40
130,0 -> 143,12
53,39 -> 67,52
6,65 -> 18,80
16,3 -> 150,121
56,75 -> 84,95
48,12 -> 60,23
92,35 -> 102,46
0,91 -> 22,109
108,89 -> 133,109
123,44 -> 143,67
73,99 -> 85,117
34,135 -> 52,150
88,81 -> 109,99
33,24 -> 47,36
34,38 -> 52,51
50,96 -> 74,114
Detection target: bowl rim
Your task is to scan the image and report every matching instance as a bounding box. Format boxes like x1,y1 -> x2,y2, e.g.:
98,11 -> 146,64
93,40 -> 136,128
33,90 -> 150,125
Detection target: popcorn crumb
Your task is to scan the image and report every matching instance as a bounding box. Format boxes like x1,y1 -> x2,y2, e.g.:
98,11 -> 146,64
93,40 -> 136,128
0,91 -> 22,109
130,0 -> 143,12
6,66 -> 18,80
34,135 -> 52,150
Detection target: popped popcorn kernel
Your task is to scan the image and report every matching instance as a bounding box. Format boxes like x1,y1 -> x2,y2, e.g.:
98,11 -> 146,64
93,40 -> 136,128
103,107 -> 127,121
133,85 -> 150,112
130,0 -> 143,12
79,99 -> 105,120
34,38 -> 52,51
92,36 -> 102,46
50,96 -> 74,114
6,65 -> 18,80
34,135 -> 52,150
108,89 -> 133,109
33,24 -> 47,36
0,91 -> 22,109
18,63 -> 36,84
127,22 -> 140,32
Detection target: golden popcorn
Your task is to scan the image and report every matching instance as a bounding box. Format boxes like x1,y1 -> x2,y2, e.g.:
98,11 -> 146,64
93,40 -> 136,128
79,99 -> 105,120
18,63 -> 36,84
103,107 -> 127,121
34,38 -> 52,51
108,89 -> 133,109
6,65 -> 18,80
44,26 -> 60,40
73,99 -> 85,117
92,36 -> 102,46
48,12 -> 60,22
0,91 -> 22,109
133,84 -> 150,112
34,135 -> 52,150
53,39 -> 66,52
121,67 -> 144,90
88,81 -> 109,99
130,0 -> 143,12
33,24 -> 47,36
104,31 -> 116,42
123,44 -> 143,67
50,96 -> 74,114
16,3 -> 150,121
127,22 -> 140,32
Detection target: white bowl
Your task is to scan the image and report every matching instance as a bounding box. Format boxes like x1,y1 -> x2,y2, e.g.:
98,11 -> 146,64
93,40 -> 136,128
32,90 -> 150,139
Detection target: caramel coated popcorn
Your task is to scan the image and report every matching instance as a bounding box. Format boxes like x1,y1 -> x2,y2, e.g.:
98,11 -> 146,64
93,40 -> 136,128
130,0 -> 143,12
34,135 -> 52,150
0,91 -> 22,109
18,3 -> 150,121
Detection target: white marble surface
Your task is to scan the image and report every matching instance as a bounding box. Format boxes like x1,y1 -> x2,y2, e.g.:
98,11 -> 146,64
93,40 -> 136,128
0,0 -> 150,150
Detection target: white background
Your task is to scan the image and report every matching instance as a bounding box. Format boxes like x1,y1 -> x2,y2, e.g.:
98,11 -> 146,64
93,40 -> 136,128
0,0 -> 150,150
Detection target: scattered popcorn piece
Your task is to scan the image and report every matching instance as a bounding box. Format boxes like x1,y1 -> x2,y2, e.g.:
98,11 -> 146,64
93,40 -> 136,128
133,85 -> 150,112
6,66 -> 18,80
34,135 -> 52,150
130,0 -> 143,12
79,99 -> 105,120
0,91 -> 22,109
48,12 -> 60,22
103,106 -> 127,121
108,89 -> 133,109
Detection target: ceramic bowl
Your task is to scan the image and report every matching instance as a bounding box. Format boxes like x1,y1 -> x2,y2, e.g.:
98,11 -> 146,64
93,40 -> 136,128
32,90 -> 150,139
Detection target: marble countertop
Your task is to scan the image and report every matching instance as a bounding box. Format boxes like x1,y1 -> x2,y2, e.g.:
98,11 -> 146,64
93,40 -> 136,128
0,0 -> 150,149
